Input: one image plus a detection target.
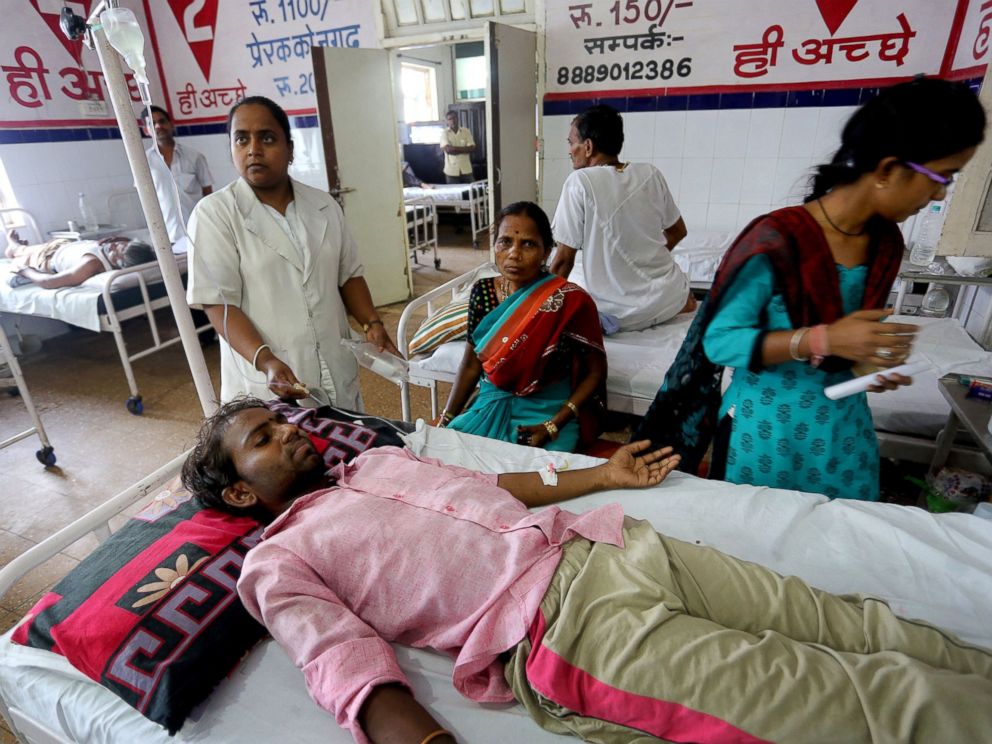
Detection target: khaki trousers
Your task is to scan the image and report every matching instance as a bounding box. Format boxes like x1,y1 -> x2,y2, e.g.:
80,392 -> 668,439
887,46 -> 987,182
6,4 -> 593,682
506,519 -> 992,743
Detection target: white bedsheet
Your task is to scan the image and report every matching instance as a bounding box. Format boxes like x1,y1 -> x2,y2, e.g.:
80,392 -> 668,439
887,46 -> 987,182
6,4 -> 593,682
2,425 -> 991,743
0,235 -> 184,334
404,184 -> 472,204
411,313 -> 990,434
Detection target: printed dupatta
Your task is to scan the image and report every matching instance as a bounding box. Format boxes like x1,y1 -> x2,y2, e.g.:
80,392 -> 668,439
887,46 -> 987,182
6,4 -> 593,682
632,205 -> 904,474
474,273 -> 604,397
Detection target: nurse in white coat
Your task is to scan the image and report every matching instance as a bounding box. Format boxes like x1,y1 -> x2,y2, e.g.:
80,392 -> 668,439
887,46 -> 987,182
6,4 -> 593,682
187,96 -> 397,408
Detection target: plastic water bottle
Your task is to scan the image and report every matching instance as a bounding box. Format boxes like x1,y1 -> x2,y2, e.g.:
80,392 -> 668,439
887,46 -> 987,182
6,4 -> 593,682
909,203 -> 944,266
341,339 -> 408,385
78,192 -> 98,231
920,283 -> 950,317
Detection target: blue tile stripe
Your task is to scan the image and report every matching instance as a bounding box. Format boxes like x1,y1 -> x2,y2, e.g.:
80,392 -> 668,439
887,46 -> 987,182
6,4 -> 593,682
0,115 -> 321,145
543,78 -> 983,116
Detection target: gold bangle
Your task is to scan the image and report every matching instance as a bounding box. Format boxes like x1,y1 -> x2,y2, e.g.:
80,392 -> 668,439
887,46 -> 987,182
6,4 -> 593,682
564,400 -> 579,417
362,318 -> 384,333
420,730 -> 453,744
543,420 -> 559,440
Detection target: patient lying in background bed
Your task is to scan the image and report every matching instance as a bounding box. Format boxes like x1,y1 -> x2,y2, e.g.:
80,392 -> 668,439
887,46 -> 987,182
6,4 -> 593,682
5,231 -> 154,289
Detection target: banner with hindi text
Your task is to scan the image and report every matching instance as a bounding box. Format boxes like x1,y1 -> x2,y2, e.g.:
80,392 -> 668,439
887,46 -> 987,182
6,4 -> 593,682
145,0 -> 379,123
545,0 -> 985,98
1,1 -> 163,127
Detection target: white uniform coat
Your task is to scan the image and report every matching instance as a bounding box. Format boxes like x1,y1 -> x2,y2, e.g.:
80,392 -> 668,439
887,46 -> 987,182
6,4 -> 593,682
187,178 -> 363,408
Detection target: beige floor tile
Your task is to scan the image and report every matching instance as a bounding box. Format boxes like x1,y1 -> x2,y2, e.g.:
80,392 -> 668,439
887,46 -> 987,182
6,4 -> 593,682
0,550 -> 78,613
0,721 -> 17,744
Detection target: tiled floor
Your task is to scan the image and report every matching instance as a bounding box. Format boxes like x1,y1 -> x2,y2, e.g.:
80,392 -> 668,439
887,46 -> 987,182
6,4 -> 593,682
0,234 -> 487,644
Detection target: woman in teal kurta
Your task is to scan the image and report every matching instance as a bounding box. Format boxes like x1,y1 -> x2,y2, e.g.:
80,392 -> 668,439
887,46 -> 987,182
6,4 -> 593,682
703,256 -> 879,499
633,78 -> 986,500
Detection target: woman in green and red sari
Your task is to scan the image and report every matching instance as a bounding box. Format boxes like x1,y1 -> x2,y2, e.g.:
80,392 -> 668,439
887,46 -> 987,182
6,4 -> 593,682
439,202 -> 607,452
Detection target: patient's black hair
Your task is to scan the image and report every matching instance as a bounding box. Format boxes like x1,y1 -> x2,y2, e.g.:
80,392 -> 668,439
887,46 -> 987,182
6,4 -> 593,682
807,77 -> 986,202
119,240 -> 155,268
226,95 -> 293,146
496,201 -> 555,251
182,397 -> 271,515
572,104 -> 625,157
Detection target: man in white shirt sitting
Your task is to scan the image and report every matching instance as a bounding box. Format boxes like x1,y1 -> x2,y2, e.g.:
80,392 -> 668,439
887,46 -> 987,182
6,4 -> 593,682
141,105 -> 214,253
550,105 -> 695,334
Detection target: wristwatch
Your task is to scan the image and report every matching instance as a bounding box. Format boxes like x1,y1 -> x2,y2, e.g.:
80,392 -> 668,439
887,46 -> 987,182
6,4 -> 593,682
362,319 -> 384,333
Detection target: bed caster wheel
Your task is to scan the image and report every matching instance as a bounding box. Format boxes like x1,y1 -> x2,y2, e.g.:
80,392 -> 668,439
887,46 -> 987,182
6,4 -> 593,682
434,258 -> 441,270
36,446 -> 56,467
472,240 -> 480,250
125,396 -> 144,415
6,386 -> 19,397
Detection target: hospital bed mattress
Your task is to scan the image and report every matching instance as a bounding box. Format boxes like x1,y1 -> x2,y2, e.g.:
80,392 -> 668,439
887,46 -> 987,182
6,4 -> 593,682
411,312 -> 990,434
404,184 -> 472,203
2,424 -> 991,743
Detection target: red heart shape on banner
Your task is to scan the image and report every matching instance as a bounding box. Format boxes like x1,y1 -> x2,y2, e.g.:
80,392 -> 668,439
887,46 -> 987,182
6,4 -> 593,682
815,0 -> 860,36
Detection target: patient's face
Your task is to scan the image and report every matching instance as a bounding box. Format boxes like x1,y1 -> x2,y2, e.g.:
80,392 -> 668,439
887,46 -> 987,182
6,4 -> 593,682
221,408 -> 325,516
494,214 -> 551,289
567,123 -> 592,169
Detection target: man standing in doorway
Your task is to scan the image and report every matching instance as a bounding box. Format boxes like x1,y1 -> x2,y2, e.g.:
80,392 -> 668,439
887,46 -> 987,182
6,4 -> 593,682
141,105 -> 214,253
440,110 -> 476,184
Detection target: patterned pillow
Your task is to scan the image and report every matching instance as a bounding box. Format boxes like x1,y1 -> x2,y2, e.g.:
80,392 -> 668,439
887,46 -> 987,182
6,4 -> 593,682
408,299 -> 470,356
11,404 -> 413,734
12,475 -> 265,735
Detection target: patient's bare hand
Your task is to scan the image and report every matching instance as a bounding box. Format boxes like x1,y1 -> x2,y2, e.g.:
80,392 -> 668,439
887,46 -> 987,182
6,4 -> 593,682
602,440 -> 680,489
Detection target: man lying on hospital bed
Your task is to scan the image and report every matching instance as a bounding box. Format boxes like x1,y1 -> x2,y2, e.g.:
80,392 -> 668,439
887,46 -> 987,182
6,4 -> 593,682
182,398 -> 992,744
5,230 -> 154,289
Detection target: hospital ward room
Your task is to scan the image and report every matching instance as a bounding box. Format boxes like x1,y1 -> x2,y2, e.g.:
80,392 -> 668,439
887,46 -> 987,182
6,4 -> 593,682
4,2 -> 992,743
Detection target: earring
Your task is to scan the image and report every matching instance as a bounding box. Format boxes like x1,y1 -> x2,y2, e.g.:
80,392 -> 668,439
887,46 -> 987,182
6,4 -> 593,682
876,181 -> 886,189
541,262 -> 548,272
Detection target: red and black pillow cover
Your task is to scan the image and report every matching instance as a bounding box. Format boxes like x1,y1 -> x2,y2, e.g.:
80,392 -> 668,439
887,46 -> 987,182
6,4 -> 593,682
11,402 -> 411,734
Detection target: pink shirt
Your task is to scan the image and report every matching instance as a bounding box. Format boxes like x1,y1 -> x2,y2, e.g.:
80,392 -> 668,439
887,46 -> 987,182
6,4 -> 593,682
237,446 -> 624,744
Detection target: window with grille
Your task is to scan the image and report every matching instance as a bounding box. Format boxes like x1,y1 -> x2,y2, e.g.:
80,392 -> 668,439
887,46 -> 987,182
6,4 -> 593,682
382,0 -> 532,37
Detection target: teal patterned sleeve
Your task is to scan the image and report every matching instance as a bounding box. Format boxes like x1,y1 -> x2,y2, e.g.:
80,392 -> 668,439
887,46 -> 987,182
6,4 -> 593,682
702,255 -> 776,368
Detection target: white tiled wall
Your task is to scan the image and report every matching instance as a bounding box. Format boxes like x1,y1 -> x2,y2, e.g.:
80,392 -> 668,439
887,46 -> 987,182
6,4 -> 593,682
541,105 -> 857,235
1,127 -> 327,236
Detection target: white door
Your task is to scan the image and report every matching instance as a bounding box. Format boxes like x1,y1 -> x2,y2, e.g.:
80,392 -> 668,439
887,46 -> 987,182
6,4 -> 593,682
313,47 -> 412,305
486,22 -> 538,219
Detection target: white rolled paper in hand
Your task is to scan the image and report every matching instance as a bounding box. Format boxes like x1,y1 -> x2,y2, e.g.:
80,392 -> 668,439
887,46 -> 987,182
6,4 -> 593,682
824,360 -> 931,400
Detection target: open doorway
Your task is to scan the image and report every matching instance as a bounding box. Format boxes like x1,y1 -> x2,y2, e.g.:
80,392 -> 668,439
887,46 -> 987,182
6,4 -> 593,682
312,23 -> 535,302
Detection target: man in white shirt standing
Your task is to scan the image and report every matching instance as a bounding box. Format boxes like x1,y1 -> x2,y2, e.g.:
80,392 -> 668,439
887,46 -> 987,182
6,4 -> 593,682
550,105 -> 694,334
141,105 -> 214,253
439,111 -> 476,184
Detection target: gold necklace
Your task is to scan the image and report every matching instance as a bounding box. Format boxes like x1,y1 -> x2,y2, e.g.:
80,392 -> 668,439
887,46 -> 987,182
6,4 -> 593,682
497,276 -> 512,302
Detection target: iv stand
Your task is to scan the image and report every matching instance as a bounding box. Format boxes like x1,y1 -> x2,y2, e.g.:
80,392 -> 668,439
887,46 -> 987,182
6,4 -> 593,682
87,2 -> 217,417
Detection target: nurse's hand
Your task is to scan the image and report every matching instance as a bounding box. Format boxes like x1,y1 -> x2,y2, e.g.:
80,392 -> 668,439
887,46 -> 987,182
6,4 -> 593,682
259,356 -> 308,399
867,371 -> 913,394
367,323 -> 401,357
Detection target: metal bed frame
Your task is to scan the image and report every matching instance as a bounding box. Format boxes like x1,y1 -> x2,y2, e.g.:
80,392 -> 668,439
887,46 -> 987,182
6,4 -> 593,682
405,196 -> 441,270
406,180 -> 490,250
0,322 -> 56,467
0,206 -> 211,415
0,450 -> 187,743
